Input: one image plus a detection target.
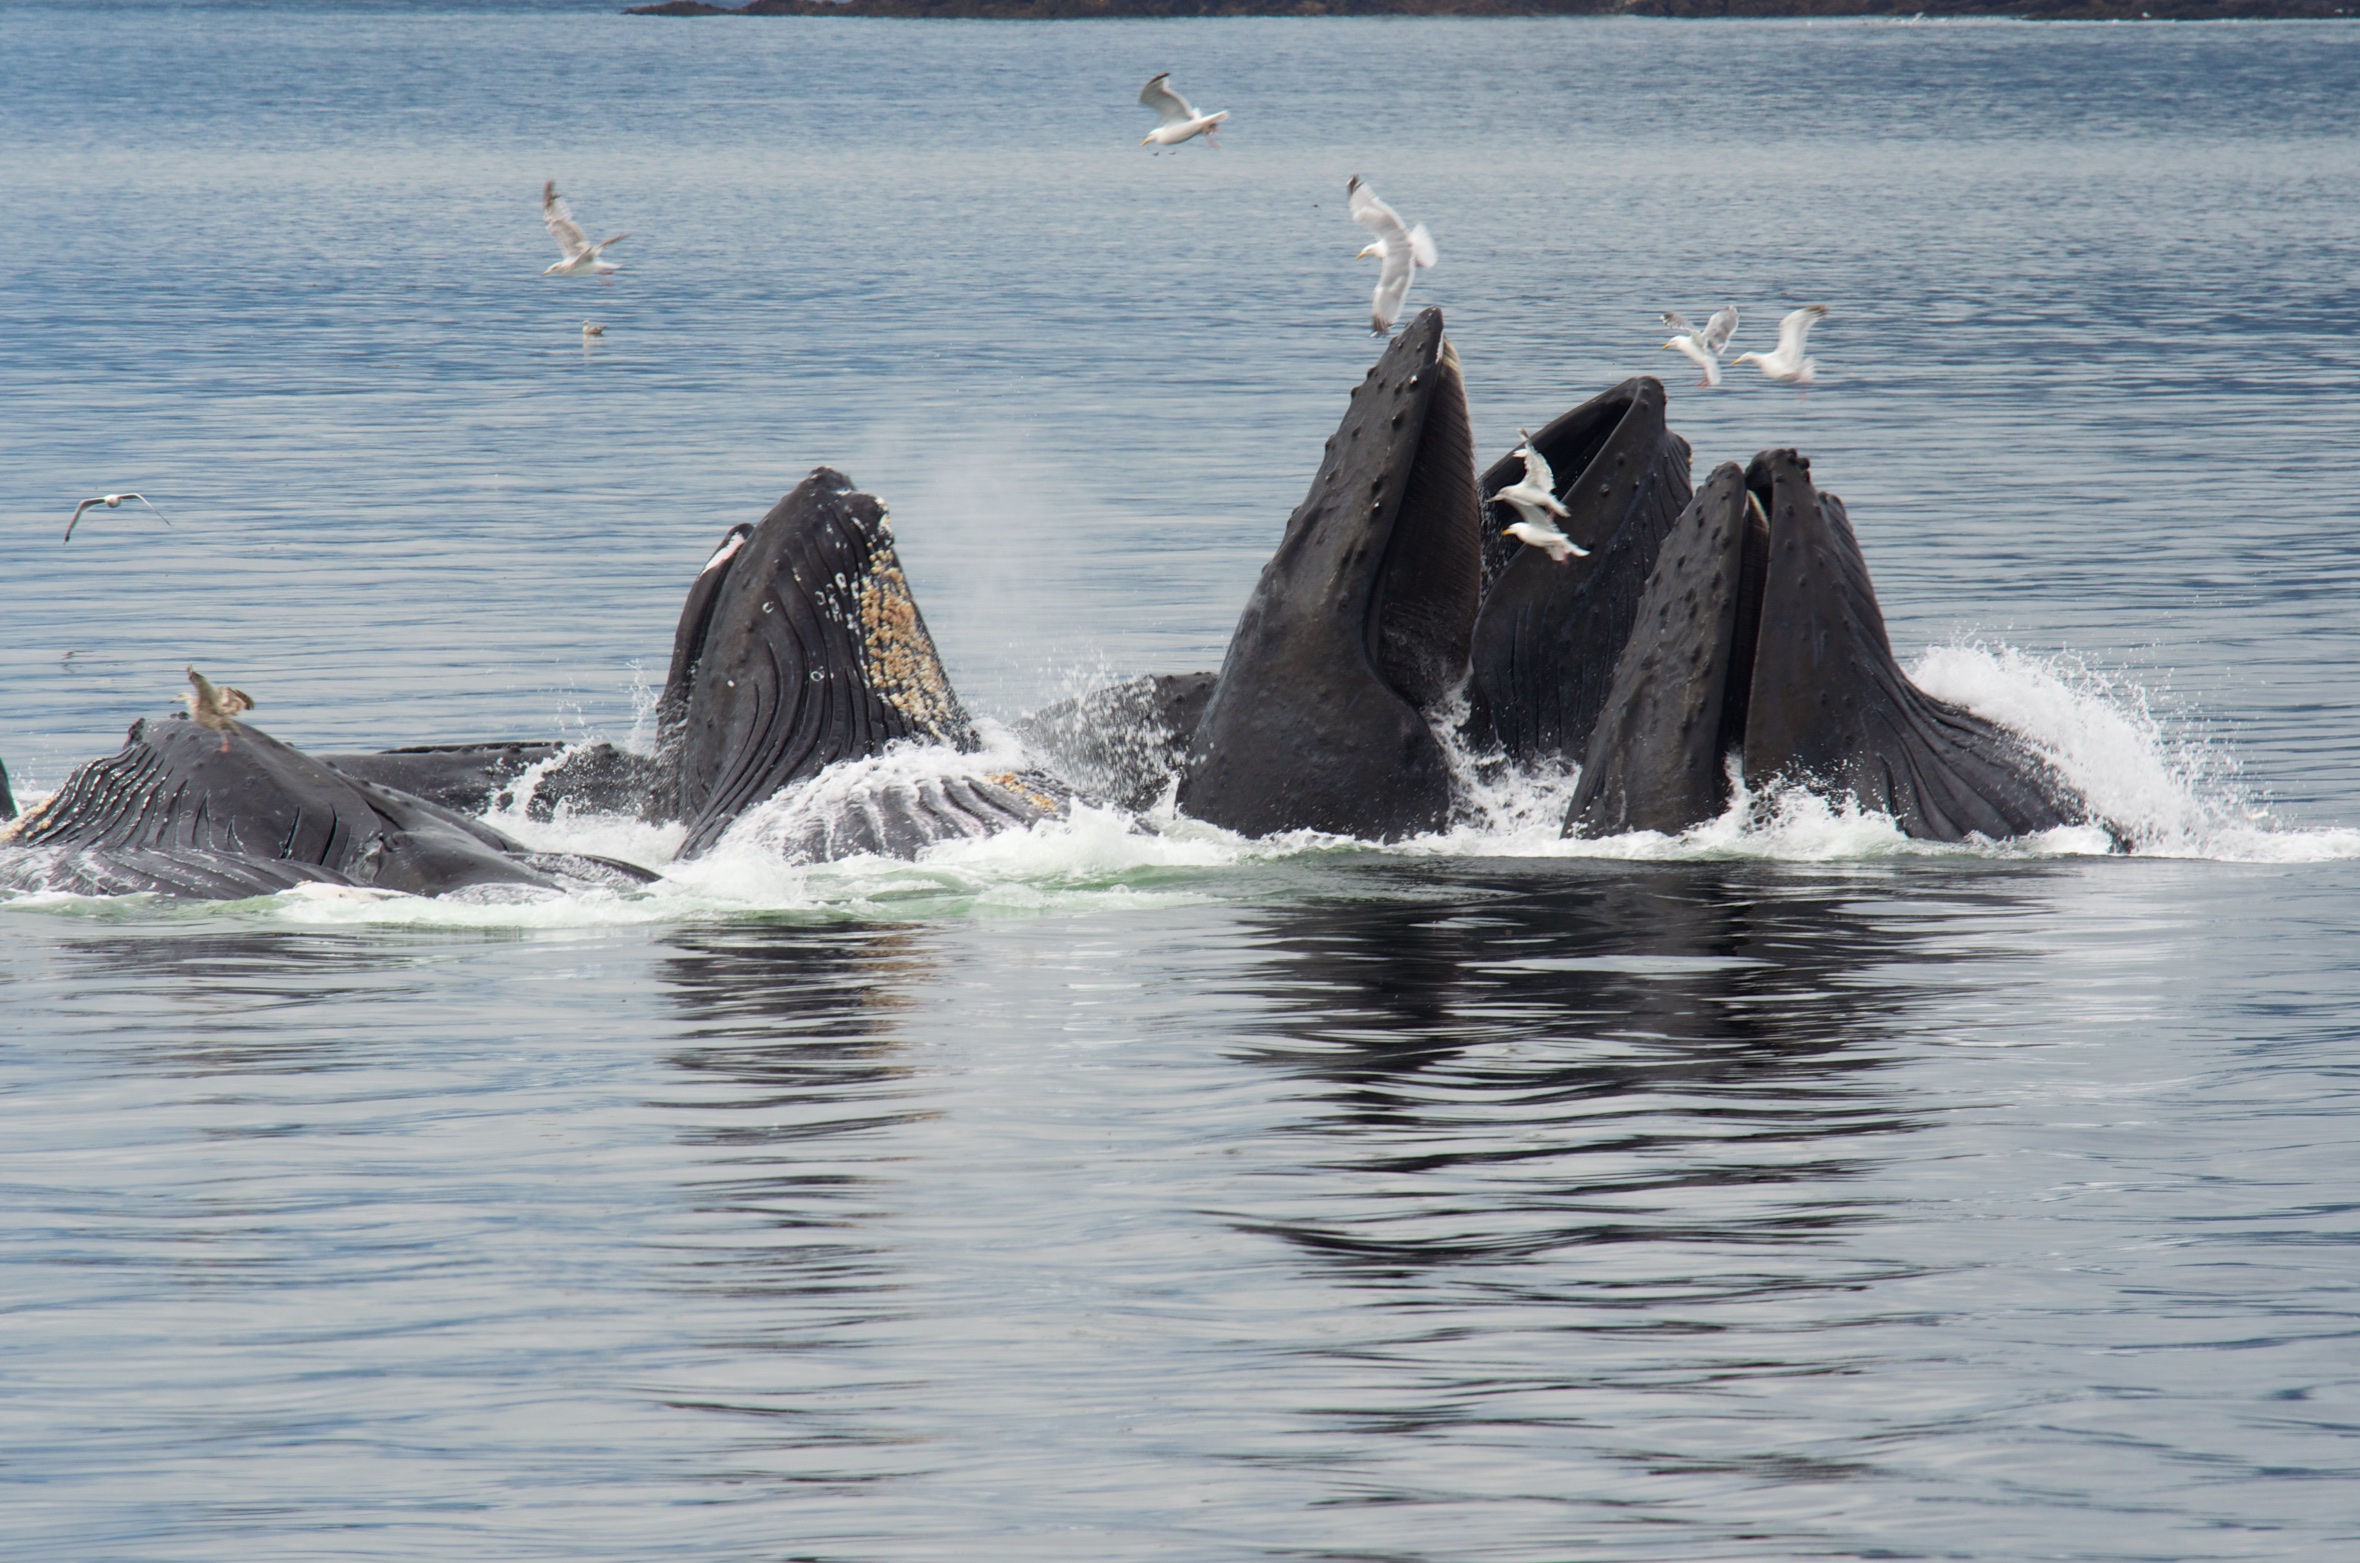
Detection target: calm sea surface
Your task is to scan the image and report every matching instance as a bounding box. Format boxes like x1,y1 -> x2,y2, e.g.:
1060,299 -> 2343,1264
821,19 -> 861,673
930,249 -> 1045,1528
4,3 -> 2360,1558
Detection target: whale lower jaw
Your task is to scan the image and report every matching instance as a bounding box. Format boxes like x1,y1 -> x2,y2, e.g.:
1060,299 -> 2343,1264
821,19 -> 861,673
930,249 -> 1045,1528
1566,450 -> 2090,844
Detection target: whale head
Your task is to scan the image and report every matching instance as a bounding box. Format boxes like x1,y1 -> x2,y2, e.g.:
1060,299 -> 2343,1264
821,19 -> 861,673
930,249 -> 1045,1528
1176,308 -> 1485,841
648,468 -> 977,855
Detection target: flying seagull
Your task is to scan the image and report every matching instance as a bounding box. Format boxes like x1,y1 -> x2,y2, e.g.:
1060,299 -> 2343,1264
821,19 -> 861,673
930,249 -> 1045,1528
1659,306 -> 1740,388
1734,304 -> 1828,391
542,180 -> 628,279
64,492 -> 170,543
185,666 -> 254,752
1138,72 -> 1229,149
1493,433 -> 1587,562
1347,176 -> 1437,336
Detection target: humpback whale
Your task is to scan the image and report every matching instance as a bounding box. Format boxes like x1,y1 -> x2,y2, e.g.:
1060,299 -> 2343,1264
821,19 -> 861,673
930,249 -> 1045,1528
1467,376 -> 1693,769
1566,449 -> 2088,842
644,465 -> 1066,859
0,712 -> 653,898
1177,308 -> 1484,840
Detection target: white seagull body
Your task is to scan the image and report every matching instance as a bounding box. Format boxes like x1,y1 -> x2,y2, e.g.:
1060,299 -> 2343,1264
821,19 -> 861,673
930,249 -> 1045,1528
1659,306 -> 1740,389
542,180 -> 628,278
1138,73 -> 1228,148
63,492 -> 170,543
1494,434 -> 1587,561
1503,518 -> 1586,563
1347,176 -> 1437,335
1734,304 -> 1828,389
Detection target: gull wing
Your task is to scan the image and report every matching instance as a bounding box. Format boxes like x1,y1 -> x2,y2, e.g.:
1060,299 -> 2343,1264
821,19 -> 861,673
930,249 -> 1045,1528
1701,306 -> 1739,353
1347,175 -> 1408,250
1519,437 -> 1556,496
1776,304 -> 1827,358
1139,72 -> 1198,128
1659,310 -> 1693,336
542,180 -> 592,261
63,498 -> 100,542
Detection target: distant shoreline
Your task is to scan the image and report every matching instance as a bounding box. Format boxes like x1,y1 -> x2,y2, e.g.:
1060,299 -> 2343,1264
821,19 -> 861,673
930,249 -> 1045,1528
627,0 -> 2355,19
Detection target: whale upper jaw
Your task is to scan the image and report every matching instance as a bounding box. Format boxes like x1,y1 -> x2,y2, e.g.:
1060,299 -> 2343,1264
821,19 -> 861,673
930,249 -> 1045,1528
1176,307 -> 1485,842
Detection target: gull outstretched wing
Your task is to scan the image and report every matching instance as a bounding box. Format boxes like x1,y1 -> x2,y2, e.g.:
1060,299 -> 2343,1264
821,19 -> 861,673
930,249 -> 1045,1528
1138,72 -> 1198,128
1776,304 -> 1827,358
1347,175 -> 1408,251
543,180 -> 592,261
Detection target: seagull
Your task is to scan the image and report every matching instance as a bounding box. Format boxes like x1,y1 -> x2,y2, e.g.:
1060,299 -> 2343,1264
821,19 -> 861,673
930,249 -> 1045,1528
542,180 -> 628,279
581,320 -> 605,338
63,492 -> 170,543
1493,433 -> 1587,562
1347,176 -> 1437,335
1138,72 -> 1229,149
1503,517 -> 1586,564
1733,304 -> 1828,391
1659,306 -> 1740,389
185,666 -> 254,752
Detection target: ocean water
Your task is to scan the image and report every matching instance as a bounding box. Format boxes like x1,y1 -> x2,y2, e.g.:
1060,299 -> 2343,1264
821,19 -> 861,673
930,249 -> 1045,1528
5,3 -> 2360,1558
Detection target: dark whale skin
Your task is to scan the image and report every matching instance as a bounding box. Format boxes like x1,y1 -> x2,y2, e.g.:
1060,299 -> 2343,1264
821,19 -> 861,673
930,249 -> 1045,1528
1735,449 -> 2083,841
1562,462 -> 1762,836
0,714 -> 648,898
644,467 -> 1066,861
658,467 -> 982,856
1177,308 -> 1484,841
1468,377 -> 1694,767
1014,672 -> 1217,811
1566,449 -> 2087,842
322,742 -> 657,820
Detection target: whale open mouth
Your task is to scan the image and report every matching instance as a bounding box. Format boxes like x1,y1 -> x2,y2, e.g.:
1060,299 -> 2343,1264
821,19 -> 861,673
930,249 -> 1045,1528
1178,308 -> 1485,841
1467,377 -> 1694,767
1567,449 -> 2090,843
